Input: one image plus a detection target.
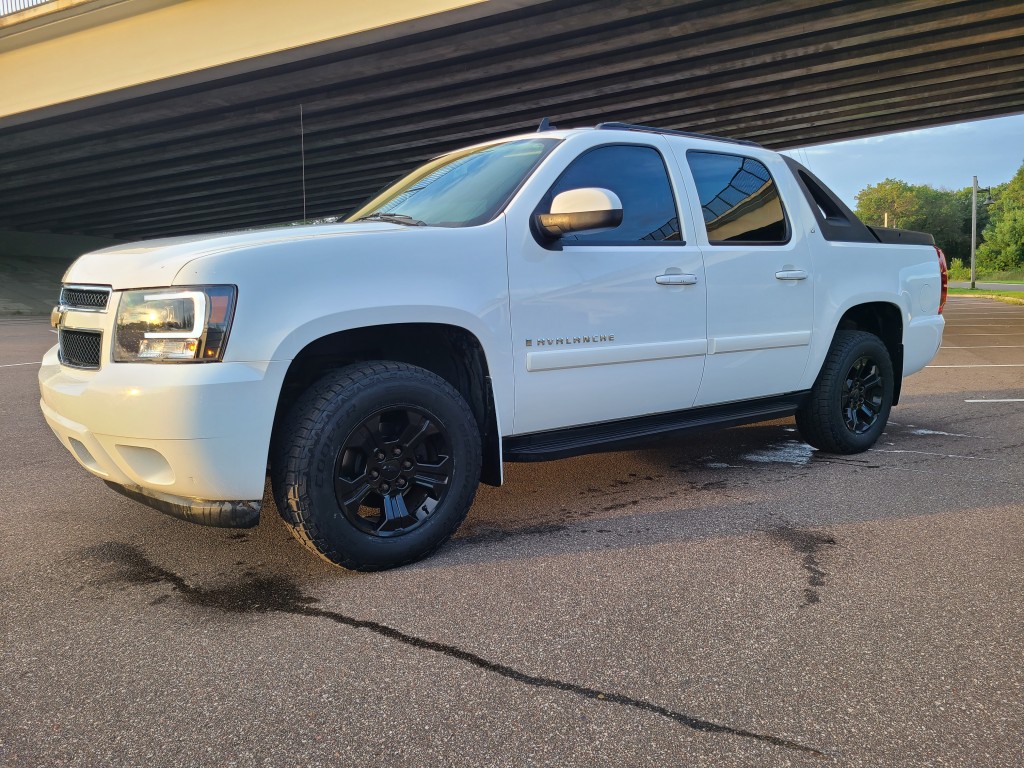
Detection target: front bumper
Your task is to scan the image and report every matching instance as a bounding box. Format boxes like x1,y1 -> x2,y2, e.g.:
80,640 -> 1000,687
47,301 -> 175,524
39,343 -> 288,506
104,481 -> 260,528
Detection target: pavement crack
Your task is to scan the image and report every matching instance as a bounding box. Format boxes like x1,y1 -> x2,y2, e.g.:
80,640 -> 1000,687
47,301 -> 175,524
82,542 -> 825,758
768,527 -> 838,607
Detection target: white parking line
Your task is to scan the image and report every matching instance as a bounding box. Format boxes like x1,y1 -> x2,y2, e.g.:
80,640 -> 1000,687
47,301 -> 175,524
964,399 -> 1024,403
909,428 -> 984,438
0,361 -> 42,368
927,364 -> 1024,368
870,448 -> 996,461
941,345 -> 1024,349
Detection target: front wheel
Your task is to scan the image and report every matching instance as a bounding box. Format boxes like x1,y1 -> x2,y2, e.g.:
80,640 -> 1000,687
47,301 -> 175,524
271,361 -> 481,570
796,331 -> 894,454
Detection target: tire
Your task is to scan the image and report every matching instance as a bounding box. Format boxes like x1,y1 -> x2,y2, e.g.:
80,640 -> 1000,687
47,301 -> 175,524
271,361 -> 481,571
795,330 -> 894,455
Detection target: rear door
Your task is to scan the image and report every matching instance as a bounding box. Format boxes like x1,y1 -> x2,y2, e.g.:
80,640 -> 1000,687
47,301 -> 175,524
668,144 -> 814,406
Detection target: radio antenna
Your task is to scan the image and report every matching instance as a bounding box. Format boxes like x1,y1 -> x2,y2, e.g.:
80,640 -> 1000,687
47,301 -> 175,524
300,105 -> 307,221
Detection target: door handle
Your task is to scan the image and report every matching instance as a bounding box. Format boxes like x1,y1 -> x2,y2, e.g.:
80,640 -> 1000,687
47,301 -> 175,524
775,269 -> 809,281
655,273 -> 698,286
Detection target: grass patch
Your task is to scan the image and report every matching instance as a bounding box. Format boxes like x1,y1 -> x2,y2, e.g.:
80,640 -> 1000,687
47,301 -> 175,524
947,287 -> 1024,305
974,270 -> 1024,283
944,259 -> 1024,284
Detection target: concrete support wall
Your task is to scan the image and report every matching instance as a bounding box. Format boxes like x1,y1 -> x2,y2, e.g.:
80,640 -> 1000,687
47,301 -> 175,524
0,0 -> 488,118
0,230 -> 120,314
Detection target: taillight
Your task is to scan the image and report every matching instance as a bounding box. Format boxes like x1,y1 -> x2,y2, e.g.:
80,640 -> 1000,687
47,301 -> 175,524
935,246 -> 948,314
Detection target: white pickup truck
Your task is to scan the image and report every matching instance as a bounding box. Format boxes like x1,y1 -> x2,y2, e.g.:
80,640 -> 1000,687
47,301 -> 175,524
40,122 -> 947,570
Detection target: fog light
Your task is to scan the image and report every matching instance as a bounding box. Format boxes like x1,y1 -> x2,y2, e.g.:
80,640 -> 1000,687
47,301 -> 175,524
137,338 -> 200,359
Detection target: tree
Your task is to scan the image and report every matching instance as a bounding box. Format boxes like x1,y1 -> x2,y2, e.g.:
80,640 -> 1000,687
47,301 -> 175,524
854,179 -> 971,261
977,160 -> 1024,272
855,179 -> 920,229
915,185 -> 971,263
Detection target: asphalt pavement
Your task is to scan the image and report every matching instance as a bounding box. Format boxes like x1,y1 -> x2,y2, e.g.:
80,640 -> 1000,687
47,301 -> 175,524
2,299 -> 1022,767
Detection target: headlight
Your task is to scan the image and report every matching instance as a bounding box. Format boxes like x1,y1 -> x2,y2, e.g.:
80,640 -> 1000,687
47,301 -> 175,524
114,286 -> 236,363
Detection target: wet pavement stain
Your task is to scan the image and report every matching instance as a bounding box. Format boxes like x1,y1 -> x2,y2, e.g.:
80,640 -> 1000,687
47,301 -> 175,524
82,541 -> 825,758
769,528 -> 838,607
85,542 -> 318,613
741,441 -> 815,466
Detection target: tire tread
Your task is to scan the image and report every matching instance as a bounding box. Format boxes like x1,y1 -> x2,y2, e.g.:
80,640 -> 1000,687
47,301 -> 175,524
796,330 -> 893,455
270,361 -> 480,571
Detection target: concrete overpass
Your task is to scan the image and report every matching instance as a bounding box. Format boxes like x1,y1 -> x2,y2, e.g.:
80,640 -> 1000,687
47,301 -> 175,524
1,0 -> 1023,242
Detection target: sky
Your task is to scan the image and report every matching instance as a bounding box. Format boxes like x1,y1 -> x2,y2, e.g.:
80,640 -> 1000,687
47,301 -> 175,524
781,113 -> 1024,209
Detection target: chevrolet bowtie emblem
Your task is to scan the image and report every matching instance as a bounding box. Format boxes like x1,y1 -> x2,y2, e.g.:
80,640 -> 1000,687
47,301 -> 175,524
50,306 -> 65,329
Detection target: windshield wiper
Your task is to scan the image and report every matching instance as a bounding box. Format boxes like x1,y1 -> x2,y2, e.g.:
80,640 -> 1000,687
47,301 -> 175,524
354,213 -> 427,226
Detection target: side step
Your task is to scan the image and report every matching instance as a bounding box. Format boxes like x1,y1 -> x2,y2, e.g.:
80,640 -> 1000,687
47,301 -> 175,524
503,392 -> 808,462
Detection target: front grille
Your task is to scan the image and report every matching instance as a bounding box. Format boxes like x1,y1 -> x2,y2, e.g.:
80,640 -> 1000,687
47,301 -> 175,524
59,329 -> 103,370
60,285 -> 111,311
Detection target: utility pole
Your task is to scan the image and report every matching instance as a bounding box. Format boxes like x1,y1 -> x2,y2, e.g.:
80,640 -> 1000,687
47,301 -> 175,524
970,176 -> 978,290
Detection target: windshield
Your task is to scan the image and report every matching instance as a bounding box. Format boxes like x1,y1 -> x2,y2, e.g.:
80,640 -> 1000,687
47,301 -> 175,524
347,138 -> 559,227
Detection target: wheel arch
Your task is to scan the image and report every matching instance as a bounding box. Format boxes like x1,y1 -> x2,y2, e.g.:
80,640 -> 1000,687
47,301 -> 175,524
833,301 -> 904,405
272,322 -> 503,486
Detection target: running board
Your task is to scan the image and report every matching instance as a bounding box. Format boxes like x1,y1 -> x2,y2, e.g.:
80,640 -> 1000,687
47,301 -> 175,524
503,392 -> 809,462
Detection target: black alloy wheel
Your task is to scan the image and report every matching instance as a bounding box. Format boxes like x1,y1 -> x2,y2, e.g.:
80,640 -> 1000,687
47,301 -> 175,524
271,361 -> 481,571
795,330 -> 894,455
334,407 -> 454,538
841,356 -> 885,435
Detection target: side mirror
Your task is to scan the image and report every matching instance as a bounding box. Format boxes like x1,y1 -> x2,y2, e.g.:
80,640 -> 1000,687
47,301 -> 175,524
536,187 -> 623,239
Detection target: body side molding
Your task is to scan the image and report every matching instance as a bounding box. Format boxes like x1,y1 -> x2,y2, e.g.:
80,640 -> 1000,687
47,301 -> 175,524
527,338 -> 707,372
708,330 -> 812,355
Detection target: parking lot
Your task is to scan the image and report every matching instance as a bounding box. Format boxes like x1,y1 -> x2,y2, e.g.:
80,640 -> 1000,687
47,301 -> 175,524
2,297 -> 1022,767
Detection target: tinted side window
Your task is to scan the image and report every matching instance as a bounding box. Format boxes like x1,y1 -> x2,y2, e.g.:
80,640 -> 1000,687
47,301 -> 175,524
686,151 -> 788,244
547,145 -> 681,244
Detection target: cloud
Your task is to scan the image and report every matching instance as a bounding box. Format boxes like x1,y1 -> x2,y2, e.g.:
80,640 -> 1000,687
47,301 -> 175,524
793,113 -> 1024,206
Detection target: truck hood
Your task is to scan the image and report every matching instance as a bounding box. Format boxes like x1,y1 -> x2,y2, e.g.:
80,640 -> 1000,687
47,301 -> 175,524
63,222 -> 405,289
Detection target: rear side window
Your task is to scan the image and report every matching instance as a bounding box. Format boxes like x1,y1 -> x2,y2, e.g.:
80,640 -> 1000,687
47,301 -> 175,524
547,145 -> 682,244
686,151 -> 789,244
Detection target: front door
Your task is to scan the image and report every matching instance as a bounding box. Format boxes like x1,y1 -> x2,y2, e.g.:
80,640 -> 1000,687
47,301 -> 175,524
505,140 -> 708,435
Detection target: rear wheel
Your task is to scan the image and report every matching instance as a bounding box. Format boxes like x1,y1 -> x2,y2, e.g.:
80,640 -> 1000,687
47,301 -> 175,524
796,331 -> 894,454
271,361 -> 481,570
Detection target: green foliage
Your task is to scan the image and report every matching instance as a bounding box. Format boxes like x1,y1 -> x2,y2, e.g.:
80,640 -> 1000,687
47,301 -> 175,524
946,257 -> 970,282
918,186 -> 972,263
854,178 -> 972,262
855,179 -> 919,229
977,161 -> 1024,272
854,159 -> 1024,272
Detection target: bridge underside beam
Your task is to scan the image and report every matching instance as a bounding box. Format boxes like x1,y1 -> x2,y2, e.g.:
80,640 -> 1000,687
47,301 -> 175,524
1,0 -> 1022,240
